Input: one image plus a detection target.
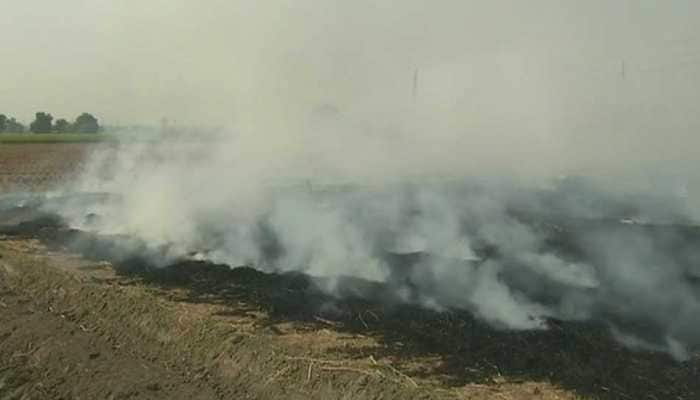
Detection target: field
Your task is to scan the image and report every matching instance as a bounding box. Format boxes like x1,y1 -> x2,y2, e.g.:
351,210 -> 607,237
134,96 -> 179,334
1,145 -> 699,400
0,133 -> 118,144
0,143 -> 98,191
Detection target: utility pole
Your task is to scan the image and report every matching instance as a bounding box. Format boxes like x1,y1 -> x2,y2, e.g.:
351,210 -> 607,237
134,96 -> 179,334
621,60 -> 626,80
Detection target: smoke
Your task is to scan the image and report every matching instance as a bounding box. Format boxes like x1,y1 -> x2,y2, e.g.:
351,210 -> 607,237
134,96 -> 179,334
3,0 -> 699,360
41,121 -> 699,361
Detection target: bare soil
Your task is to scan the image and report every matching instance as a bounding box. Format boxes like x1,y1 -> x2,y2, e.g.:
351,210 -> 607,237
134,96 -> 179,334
1,145 -> 698,399
0,143 -> 95,191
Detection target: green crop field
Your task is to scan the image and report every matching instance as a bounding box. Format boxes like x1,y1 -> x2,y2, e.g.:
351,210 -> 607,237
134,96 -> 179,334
0,133 -> 118,143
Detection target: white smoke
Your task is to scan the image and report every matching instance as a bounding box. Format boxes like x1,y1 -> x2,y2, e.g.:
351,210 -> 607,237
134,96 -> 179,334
45,119 -> 700,361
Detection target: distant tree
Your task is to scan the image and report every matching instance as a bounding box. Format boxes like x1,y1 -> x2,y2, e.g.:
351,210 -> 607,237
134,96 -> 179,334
73,113 -> 100,133
6,118 -> 25,133
0,114 -> 6,132
53,118 -> 71,133
30,112 -> 53,133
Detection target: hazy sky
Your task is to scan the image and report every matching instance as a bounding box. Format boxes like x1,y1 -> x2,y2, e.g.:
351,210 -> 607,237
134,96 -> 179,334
1,0 -> 699,169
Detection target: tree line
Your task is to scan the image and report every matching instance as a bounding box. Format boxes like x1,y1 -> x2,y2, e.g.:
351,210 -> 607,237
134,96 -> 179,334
0,112 -> 100,134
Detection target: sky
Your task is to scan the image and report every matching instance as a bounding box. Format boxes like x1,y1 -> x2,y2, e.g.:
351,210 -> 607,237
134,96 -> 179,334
1,1 -> 698,120
1,0 -> 699,178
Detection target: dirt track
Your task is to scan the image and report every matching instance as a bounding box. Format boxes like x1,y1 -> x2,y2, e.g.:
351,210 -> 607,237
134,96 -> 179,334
1,145 -> 699,399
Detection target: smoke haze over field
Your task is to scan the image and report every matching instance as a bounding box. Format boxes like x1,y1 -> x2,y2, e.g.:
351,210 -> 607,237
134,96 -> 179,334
2,1 -> 700,176
37,135 -> 698,361
3,1 -> 700,359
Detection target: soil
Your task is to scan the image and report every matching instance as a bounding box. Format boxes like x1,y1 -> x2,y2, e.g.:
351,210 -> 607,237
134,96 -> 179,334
0,143 -> 96,191
1,145 -> 699,399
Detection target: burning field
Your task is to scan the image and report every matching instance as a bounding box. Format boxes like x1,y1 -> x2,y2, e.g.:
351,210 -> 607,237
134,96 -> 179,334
4,2 -> 700,399
1,141 -> 699,400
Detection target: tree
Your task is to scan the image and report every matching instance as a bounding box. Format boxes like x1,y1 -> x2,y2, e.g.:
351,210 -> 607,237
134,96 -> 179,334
0,114 -> 6,133
30,112 -> 53,133
6,118 -> 25,133
73,113 -> 99,133
53,118 -> 71,133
